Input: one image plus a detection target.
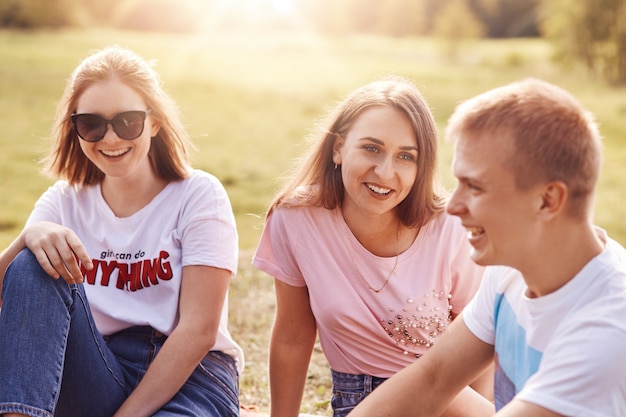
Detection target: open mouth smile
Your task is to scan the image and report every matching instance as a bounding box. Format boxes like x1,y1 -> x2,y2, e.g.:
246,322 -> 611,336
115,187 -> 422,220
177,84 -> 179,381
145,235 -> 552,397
101,148 -> 130,157
367,183 -> 392,195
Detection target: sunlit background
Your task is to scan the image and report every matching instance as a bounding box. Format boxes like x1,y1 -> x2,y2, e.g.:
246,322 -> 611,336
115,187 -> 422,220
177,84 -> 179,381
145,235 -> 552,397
2,1 -> 626,414
2,0 -> 625,242
3,0 -> 541,37
4,0 -> 624,83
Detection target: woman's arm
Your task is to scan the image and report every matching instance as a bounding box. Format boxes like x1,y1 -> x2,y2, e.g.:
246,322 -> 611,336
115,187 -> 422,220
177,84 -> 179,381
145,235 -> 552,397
113,264 -> 232,417
270,279 -> 317,417
0,232 -> 26,299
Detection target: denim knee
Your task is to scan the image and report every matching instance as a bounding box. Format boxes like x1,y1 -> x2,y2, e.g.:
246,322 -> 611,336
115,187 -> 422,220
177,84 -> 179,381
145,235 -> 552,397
153,351 -> 240,416
0,248 -> 127,417
0,249 -> 76,416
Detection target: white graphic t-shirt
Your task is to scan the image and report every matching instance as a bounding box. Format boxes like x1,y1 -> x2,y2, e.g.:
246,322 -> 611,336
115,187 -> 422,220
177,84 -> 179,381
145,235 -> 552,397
26,169 -> 244,370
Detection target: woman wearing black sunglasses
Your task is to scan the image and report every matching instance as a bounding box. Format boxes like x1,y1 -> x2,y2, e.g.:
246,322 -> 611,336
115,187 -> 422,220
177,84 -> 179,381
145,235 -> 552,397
0,46 -> 242,417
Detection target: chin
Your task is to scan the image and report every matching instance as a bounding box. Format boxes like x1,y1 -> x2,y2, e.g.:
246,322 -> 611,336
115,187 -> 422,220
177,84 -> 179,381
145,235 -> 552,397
470,251 -> 492,267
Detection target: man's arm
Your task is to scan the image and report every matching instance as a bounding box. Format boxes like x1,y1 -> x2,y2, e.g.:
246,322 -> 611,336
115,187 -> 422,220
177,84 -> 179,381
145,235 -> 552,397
349,314 -> 494,417
496,399 -> 565,417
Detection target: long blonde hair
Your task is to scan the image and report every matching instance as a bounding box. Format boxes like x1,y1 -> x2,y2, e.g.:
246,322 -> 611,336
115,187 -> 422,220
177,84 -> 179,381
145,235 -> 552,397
43,46 -> 192,186
270,76 -> 445,228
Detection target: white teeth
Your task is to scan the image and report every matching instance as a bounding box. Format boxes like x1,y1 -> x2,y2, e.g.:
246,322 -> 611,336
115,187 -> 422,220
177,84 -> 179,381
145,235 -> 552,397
101,148 -> 129,157
367,184 -> 391,195
466,227 -> 484,238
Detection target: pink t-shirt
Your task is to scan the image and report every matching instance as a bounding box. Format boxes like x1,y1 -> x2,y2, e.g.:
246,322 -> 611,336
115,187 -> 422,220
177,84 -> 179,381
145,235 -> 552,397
253,206 -> 484,377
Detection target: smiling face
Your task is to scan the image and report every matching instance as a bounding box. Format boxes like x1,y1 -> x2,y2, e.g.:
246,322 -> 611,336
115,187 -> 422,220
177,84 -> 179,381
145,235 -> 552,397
75,78 -> 160,182
446,132 -> 544,268
333,105 -> 418,223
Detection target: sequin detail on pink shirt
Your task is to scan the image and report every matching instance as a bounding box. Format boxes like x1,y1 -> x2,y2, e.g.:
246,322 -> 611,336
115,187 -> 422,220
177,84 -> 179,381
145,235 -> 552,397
380,289 -> 453,357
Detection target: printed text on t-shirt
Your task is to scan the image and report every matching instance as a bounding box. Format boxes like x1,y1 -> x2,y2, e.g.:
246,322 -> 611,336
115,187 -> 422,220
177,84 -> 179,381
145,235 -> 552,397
79,250 -> 173,291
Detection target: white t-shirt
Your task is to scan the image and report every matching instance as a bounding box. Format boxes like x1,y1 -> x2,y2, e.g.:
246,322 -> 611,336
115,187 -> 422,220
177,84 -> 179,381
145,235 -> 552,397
26,169 -> 244,371
253,206 -> 484,377
464,231 -> 626,416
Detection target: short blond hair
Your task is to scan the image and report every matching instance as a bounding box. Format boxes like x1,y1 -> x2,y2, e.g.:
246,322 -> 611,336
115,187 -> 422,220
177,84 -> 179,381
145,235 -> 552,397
446,78 -> 602,219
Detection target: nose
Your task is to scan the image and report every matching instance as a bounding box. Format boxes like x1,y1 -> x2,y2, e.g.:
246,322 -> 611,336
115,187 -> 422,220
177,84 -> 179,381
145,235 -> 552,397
374,155 -> 394,180
446,186 -> 466,217
100,123 -> 118,141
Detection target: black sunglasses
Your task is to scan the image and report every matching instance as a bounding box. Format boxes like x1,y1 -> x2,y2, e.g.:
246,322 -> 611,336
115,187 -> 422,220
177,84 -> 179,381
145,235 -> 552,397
71,109 -> 152,142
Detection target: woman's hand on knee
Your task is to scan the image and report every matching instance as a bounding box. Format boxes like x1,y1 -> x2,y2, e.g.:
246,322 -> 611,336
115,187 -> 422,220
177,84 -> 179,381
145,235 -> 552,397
23,221 -> 93,284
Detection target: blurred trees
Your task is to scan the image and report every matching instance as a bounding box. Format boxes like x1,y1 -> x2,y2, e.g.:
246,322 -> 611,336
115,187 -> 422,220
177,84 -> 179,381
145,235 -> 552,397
0,0 -> 207,32
1,0 -> 624,83
0,0 -> 538,37
433,0 -> 485,59
468,0 -> 539,37
539,0 -> 626,84
108,0 -> 205,33
297,0 -> 531,37
376,0 -> 424,37
0,0 -> 76,28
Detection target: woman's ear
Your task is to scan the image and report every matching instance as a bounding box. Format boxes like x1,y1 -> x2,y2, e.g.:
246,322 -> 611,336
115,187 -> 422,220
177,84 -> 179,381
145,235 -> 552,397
539,181 -> 568,219
150,118 -> 161,138
332,135 -> 344,165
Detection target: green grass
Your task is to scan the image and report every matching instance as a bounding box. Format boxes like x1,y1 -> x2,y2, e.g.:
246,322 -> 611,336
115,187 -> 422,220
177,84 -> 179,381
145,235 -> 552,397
1,28 -> 625,415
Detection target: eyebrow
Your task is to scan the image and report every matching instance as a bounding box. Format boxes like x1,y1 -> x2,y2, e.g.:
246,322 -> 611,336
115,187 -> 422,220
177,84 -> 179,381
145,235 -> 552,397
359,137 -> 418,152
454,173 -> 488,188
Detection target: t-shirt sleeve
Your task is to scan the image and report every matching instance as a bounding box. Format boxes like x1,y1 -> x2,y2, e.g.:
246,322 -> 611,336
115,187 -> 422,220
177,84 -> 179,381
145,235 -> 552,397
179,173 -> 238,274
462,266 -> 502,345
25,181 -> 66,225
252,207 -> 306,287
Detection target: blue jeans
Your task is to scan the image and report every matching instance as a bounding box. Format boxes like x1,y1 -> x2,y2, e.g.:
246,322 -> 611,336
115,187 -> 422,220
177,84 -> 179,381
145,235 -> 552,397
0,249 -> 240,417
330,369 -> 387,417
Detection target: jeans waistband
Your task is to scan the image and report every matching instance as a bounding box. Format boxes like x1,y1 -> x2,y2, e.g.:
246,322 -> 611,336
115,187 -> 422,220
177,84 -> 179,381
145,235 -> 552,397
331,369 -> 387,392
103,325 -> 167,343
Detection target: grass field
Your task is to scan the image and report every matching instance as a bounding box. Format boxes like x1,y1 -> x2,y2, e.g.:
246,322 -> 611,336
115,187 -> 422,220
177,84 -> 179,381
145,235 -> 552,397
1,28 -> 625,415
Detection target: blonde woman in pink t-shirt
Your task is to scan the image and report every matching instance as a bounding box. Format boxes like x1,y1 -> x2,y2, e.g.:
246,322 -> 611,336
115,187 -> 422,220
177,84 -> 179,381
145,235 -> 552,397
253,77 -> 494,417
